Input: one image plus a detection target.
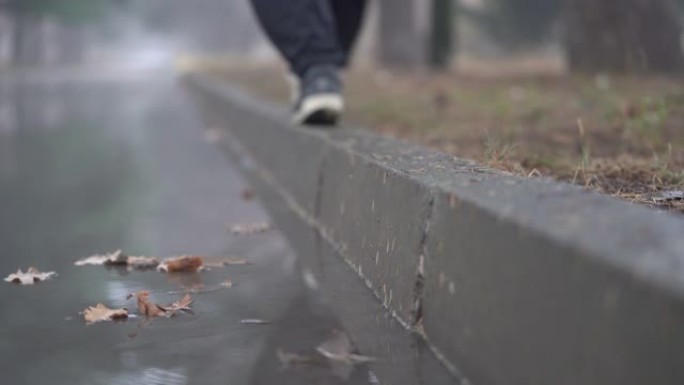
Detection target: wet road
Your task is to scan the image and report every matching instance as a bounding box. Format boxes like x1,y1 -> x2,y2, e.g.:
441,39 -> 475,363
0,72 -> 459,385
0,73 -> 374,385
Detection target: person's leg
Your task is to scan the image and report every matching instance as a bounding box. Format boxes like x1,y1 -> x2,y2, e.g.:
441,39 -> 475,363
329,0 -> 368,67
249,0 -> 368,125
250,0 -> 344,77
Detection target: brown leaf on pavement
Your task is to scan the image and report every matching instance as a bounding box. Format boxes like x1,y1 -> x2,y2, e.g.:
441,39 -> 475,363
4,267 -> 57,285
133,291 -> 193,318
134,291 -> 166,317
82,304 -> 129,324
157,256 -> 204,273
159,293 -> 194,316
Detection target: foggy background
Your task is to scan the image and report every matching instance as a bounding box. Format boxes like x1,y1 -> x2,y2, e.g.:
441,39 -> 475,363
0,0 -> 681,75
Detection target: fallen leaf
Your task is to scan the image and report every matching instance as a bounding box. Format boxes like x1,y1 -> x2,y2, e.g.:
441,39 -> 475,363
133,291 -> 193,318
75,250 -> 159,269
75,250 -> 128,266
82,304 -> 129,324
316,330 -> 377,364
4,267 -> 57,285
276,330 -> 375,380
158,256 -> 204,273
134,291 -> 165,317
227,222 -> 272,236
159,293 -> 194,316
316,330 -> 376,380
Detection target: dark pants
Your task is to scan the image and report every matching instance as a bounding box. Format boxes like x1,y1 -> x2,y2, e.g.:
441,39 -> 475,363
250,0 -> 367,76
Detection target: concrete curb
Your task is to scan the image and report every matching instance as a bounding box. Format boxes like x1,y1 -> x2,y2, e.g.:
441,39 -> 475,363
187,74 -> 684,385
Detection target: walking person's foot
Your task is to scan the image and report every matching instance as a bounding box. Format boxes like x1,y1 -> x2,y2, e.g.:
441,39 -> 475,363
292,65 -> 344,126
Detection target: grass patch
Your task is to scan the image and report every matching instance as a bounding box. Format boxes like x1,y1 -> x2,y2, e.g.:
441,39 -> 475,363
208,65 -> 684,214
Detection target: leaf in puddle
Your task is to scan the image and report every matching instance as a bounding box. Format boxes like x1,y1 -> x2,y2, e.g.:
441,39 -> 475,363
133,291 -> 194,318
134,291 -> 166,317
316,330 -> 376,380
157,256 -> 204,273
75,250 -> 127,266
227,222 -> 272,236
75,250 -> 159,269
316,330 -> 377,364
159,293 -> 194,316
4,267 -> 57,285
82,304 -> 129,324
277,330 -> 375,379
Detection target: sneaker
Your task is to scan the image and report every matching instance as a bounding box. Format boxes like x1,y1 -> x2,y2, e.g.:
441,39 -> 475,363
292,65 -> 344,126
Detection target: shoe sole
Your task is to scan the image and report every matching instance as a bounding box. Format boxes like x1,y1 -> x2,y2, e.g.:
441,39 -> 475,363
293,94 -> 344,126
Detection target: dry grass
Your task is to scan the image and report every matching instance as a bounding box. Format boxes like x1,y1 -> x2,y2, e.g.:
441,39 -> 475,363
208,64 -> 684,214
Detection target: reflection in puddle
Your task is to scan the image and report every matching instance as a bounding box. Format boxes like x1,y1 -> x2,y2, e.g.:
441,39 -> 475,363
107,281 -> 134,305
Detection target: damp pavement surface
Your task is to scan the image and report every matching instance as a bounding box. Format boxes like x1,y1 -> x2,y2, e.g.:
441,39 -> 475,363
0,72 -> 378,385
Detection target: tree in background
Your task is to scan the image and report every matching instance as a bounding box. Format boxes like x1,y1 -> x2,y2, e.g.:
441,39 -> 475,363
475,0 -> 562,50
1,0 -> 124,66
379,0 -> 456,69
565,0 -> 683,73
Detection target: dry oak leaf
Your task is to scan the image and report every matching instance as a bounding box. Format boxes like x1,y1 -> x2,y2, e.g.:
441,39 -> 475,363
75,250 -> 159,268
157,256 -> 204,273
82,304 -> 129,324
133,291 -> 194,318
4,267 -> 56,285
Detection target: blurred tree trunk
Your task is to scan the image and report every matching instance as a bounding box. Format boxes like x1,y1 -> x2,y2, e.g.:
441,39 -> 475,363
565,0 -> 683,73
430,0 -> 454,69
11,13 -> 29,66
378,0 -> 456,70
12,14 -> 42,66
0,11 -> 13,66
378,0 -> 427,68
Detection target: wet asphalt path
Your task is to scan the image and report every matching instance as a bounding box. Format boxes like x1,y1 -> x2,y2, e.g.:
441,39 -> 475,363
0,73 -> 373,385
